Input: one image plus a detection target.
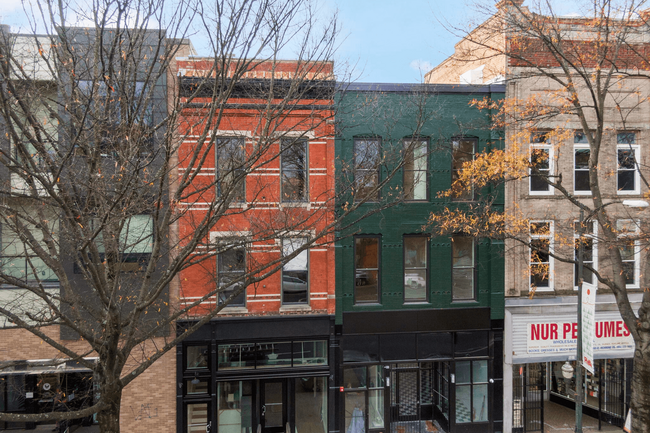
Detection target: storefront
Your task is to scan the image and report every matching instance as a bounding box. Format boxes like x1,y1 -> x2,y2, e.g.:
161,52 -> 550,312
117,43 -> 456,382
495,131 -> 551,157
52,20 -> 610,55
504,295 -> 639,433
177,316 -> 335,433
0,359 -> 95,430
338,309 -> 503,433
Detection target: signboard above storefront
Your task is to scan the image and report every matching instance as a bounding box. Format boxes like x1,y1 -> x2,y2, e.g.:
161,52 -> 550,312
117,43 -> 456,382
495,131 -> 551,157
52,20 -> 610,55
527,318 -> 633,354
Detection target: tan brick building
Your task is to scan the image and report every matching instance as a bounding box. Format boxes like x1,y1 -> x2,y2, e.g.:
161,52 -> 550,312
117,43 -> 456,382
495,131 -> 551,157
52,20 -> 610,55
426,1 -> 650,431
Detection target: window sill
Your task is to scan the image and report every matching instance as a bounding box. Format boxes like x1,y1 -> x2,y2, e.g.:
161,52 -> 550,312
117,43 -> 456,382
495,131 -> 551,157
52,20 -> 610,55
279,304 -> 311,312
218,307 -> 248,314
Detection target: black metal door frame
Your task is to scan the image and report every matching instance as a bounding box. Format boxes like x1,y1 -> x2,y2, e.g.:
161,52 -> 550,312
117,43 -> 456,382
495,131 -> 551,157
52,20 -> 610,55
513,363 -> 544,433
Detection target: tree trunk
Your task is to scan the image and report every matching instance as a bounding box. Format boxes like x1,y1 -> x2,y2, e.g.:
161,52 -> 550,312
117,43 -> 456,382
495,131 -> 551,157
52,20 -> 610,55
96,386 -> 122,433
631,331 -> 650,433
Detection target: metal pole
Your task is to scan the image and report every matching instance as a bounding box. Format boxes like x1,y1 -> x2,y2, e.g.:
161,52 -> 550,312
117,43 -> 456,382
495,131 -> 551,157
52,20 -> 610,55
576,210 -> 584,433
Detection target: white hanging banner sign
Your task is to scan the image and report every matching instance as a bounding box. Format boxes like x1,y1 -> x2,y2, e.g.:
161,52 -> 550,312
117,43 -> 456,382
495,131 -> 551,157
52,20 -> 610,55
581,283 -> 597,374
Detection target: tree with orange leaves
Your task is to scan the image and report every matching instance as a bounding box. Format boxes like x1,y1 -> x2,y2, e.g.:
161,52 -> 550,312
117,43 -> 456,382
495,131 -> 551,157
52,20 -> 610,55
427,1 -> 650,431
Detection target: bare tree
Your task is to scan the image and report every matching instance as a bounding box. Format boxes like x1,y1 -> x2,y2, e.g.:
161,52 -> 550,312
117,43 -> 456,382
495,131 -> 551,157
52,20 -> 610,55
427,0 -> 650,431
0,0 -> 353,431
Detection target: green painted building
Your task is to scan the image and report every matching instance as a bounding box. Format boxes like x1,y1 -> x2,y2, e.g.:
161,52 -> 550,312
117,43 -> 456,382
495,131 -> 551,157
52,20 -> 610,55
334,83 -> 505,433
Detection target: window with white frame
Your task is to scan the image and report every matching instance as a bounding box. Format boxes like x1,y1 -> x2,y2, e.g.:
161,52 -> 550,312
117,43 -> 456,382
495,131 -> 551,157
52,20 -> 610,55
617,220 -> 639,287
530,132 -> 552,194
574,220 -> 597,288
574,131 -> 590,194
617,132 -> 640,195
282,238 -> 309,304
530,221 -> 552,290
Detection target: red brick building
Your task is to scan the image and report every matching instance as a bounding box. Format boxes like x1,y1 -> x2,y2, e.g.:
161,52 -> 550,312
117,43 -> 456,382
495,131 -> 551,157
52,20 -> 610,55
174,59 -> 336,433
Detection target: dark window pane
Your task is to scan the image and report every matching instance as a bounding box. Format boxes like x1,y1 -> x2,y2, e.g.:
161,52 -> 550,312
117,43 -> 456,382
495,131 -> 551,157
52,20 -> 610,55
418,333 -> 452,359
575,149 -> 590,169
342,335 -> 379,362
455,331 -> 488,357
281,140 -> 307,202
618,171 -> 635,191
575,171 -> 590,191
380,334 -> 416,361
530,264 -> 549,287
217,137 -> 246,202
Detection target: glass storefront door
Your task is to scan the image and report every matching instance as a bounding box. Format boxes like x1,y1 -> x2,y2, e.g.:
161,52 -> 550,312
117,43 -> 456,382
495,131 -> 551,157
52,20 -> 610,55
261,380 -> 285,433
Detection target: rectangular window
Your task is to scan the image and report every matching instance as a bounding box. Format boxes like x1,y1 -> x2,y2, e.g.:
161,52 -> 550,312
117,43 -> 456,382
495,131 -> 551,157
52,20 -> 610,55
282,238 -> 308,304
74,214 -> 153,273
404,236 -> 428,302
217,137 -> 246,202
617,220 -> 639,287
617,133 -> 639,194
452,235 -> 475,301
403,138 -> 428,201
530,221 -> 552,290
76,80 -> 153,156
217,246 -> 246,306
354,138 -> 381,202
574,221 -> 597,287
1,212 -> 59,282
452,137 -> 476,201
455,360 -> 489,423
574,131 -> 590,194
354,236 -> 380,303
281,139 -> 307,202
530,132 -> 552,194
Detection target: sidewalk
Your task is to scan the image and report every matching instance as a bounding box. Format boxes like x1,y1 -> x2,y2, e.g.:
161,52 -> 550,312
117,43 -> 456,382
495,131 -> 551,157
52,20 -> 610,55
2,424 -> 99,433
544,401 -> 624,432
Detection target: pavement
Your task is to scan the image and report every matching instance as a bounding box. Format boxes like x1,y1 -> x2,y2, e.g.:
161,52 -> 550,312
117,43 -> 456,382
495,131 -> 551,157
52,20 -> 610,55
544,401 -> 624,432
4,402 -> 626,433
2,424 -> 99,433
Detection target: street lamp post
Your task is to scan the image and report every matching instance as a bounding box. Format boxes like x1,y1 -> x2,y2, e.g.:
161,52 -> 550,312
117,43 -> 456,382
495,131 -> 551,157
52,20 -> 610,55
576,209 -> 585,433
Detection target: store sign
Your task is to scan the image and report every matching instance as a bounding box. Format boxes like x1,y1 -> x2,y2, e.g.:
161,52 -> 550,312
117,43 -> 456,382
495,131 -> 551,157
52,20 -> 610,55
582,284 -> 597,374
527,319 -> 633,354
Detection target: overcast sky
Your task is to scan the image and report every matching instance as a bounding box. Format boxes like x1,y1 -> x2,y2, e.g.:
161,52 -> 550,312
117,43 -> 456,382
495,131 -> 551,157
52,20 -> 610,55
0,0 -> 585,84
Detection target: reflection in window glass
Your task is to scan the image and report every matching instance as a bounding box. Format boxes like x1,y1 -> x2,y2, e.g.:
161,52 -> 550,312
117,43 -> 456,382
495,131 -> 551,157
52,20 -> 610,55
452,236 -> 475,300
218,344 -> 256,370
355,237 -> 380,303
452,138 -> 475,200
293,341 -> 327,366
344,391 -> 366,433
404,138 -> 428,201
295,377 -> 327,433
187,403 -> 209,433
186,346 -> 208,369
473,384 -> 488,422
218,381 -> 253,433
282,238 -> 309,304
354,138 -> 381,202
186,380 -> 209,395
344,367 -> 367,389
257,342 -> 292,368
404,236 -> 427,302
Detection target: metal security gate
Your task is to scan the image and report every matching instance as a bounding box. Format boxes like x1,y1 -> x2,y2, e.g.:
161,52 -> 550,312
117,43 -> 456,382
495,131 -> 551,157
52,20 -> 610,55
391,366 -> 421,433
598,359 -> 628,427
513,364 -> 544,433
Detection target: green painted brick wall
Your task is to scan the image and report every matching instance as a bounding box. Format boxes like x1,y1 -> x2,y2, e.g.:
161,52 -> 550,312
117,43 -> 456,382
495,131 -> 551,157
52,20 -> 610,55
334,88 -> 505,324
